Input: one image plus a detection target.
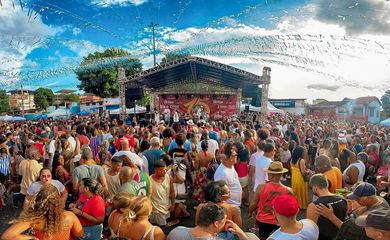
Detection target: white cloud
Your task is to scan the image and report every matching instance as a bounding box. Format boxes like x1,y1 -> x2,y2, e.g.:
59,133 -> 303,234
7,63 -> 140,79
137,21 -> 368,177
72,27 -> 81,36
91,0 -> 148,7
0,0 -> 63,87
149,8 -> 390,101
63,40 -> 105,58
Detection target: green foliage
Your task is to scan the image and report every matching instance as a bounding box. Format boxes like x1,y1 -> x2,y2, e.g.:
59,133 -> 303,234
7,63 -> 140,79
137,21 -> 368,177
135,92 -> 150,106
34,88 -> 55,110
0,90 -> 10,113
64,93 -> 80,102
76,48 -> 142,98
160,52 -> 190,64
381,90 -> 390,118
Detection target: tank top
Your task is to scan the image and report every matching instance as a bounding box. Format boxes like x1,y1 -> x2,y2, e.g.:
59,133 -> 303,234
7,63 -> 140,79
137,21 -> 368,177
136,171 -> 151,197
256,182 -> 289,225
268,219 -> 319,240
151,174 -> 171,214
342,161 -> 365,188
127,136 -> 135,148
34,141 -> 44,156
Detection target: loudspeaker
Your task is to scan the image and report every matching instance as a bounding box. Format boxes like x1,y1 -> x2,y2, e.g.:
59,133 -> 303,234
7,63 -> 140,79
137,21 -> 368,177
245,105 -> 250,112
125,88 -> 144,100
251,93 -> 261,107
125,98 -> 135,108
242,83 -> 260,98
146,105 -> 150,112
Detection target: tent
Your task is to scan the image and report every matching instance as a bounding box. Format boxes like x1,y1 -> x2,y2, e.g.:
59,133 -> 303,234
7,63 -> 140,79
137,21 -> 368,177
77,110 -> 90,115
2,116 -> 26,122
109,106 -> 146,114
47,109 -> 70,119
380,118 -> 390,127
240,102 -> 284,114
35,114 -> 48,120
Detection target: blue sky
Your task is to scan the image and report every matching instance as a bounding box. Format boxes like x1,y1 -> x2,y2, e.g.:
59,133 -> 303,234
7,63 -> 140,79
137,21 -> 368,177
1,0 -> 390,101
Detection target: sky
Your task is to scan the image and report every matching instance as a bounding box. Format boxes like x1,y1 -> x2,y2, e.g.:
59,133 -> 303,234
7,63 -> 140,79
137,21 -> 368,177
0,0 -> 390,102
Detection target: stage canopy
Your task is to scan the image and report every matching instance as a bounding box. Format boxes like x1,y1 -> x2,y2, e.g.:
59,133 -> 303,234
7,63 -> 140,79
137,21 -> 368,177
125,57 -> 264,90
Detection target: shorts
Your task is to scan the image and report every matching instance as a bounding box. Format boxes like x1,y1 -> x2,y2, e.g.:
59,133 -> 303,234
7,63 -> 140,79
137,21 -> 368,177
239,176 -> 249,188
150,211 -> 170,226
257,221 -> 279,238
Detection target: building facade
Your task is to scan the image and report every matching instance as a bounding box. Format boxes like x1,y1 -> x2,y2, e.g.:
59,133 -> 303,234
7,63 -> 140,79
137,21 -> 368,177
8,89 -> 35,112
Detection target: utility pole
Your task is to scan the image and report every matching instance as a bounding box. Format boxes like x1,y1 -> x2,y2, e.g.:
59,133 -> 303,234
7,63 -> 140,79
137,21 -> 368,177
149,22 -> 158,67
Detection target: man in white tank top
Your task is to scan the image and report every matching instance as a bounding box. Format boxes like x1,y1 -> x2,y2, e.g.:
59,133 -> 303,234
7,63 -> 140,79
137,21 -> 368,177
343,152 -> 366,189
267,195 -> 319,240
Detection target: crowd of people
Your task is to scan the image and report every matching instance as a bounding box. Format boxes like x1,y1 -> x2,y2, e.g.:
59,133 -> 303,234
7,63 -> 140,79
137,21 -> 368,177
0,112 -> 389,240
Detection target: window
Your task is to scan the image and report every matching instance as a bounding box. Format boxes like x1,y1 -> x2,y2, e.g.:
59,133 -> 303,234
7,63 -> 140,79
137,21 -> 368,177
369,108 -> 374,117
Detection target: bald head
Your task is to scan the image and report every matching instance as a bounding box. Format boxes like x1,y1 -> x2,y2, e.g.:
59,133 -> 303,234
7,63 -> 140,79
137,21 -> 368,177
119,166 -> 134,183
121,138 -> 130,151
315,155 -> 332,173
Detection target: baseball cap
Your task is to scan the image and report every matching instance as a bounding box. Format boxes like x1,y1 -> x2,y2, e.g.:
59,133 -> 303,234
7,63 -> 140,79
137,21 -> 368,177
355,208 -> 390,231
347,182 -> 376,200
272,195 -> 299,217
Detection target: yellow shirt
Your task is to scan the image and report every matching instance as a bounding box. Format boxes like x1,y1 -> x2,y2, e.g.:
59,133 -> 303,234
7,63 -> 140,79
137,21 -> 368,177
20,160 -> 43,195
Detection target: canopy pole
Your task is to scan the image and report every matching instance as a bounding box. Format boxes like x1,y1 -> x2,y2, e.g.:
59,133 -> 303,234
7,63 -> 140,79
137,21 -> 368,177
117,68 -> 126,121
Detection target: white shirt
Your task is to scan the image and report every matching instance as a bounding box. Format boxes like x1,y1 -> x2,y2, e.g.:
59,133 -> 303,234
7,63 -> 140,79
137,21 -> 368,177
27,180 -> 65,196
214,163 -> 242,207
196,139 -> 219,157
267,219 -> 319,240
113,150 -> 146,171
67,136 -> 76,152
342,161 -> 366,185
254,155 -> 272,191
173,112 -> 179,123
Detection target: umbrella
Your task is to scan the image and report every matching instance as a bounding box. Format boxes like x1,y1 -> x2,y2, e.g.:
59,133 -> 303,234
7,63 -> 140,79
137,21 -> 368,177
3,116 -> 26,122
77,110 -> 90,115
380,118 -> 390,127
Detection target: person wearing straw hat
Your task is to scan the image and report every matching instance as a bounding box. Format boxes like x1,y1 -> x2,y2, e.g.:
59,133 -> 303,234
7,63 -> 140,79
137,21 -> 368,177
249,161 -> 293,240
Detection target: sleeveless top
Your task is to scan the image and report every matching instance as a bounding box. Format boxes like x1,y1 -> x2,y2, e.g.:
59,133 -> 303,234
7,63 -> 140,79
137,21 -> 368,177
257,182 -> 289,225
342,161 -> 365,188
136,171 -> 151,197
267,219 -> 319,240
151,174 -> 171,214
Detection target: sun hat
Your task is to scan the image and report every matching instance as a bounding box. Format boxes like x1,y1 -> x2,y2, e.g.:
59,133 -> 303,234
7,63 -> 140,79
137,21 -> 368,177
264,161 -> 288,174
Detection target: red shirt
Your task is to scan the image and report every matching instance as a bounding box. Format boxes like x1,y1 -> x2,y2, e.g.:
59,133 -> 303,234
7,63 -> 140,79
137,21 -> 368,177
76,193 -> 105,226
34,141 -> 44,156
256,182 -> 289,224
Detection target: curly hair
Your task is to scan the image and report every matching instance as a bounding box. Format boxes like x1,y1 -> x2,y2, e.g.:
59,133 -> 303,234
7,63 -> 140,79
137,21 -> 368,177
18,184 -> 62,239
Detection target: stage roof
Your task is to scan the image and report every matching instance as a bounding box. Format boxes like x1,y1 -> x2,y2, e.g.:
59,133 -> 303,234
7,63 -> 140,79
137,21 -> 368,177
124,57 -> 266,90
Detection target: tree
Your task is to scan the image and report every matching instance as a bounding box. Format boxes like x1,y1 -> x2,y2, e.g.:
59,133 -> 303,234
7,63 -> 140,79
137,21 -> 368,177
0,90 -> 10,113
34,88 -> 55,111
381,90 -> 390,118
160,52 -> 190,64
64,93 -> 80,103
76,48 -> 142,98
135,92 -> 150,107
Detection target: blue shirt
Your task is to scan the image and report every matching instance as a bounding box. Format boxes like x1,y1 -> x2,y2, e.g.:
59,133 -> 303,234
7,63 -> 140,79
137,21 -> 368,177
0,154 -> 10,176
168,139 -> 192,152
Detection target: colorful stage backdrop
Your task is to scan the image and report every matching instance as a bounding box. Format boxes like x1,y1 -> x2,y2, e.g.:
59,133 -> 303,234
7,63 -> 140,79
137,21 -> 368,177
159,94 -> 237,118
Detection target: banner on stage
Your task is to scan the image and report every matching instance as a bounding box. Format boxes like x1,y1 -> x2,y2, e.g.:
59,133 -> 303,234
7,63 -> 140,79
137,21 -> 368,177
159,94 -> 237,118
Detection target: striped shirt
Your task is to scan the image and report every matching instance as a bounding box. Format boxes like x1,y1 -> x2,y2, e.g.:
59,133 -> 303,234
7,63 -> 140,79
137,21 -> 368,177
0,154 -> 10,176
90,136 -> 100,162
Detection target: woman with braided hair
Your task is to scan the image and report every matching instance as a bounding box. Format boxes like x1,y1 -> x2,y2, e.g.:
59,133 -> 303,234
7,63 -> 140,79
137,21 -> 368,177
1,184 -> 84,240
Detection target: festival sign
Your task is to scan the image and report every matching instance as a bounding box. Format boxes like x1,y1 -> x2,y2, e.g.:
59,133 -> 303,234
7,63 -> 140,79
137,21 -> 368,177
159,94 -> 237,118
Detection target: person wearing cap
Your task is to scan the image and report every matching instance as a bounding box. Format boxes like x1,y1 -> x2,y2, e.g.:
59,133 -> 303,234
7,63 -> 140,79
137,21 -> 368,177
150,160 -> 176,227
267,194 -> 319,240
142,136 -> 163,175
249,161 -> 292,240
316,182 -> 389,239
307,174 -> 347,240
355,208 -> 390,240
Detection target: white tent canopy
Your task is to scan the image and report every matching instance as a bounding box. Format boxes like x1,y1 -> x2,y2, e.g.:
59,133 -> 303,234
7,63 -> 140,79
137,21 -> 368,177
380,118 -> 390,127
109,106 -> 146,114
47,108 -> 70,118
240,102 -> 284,114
